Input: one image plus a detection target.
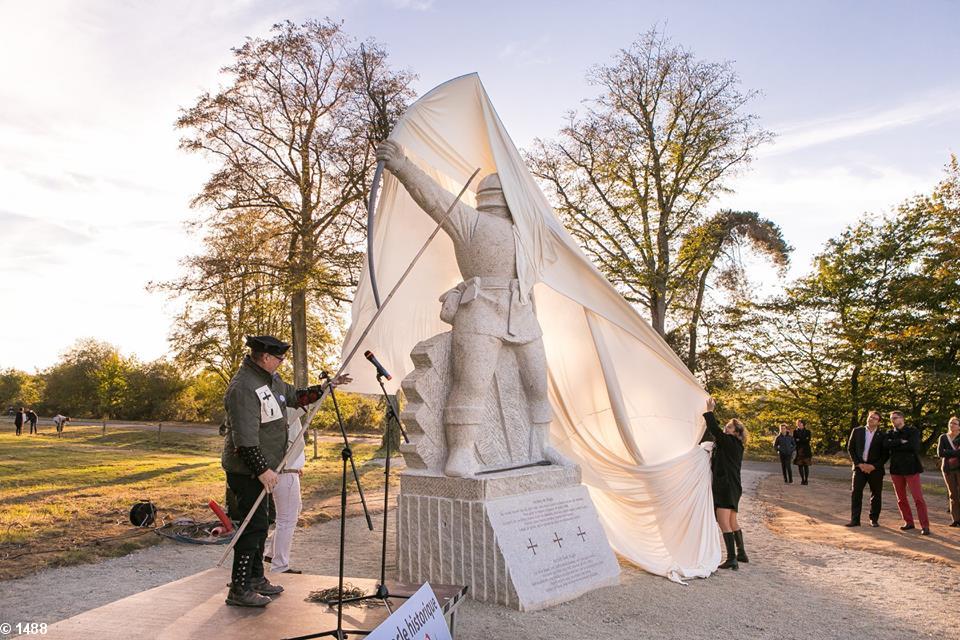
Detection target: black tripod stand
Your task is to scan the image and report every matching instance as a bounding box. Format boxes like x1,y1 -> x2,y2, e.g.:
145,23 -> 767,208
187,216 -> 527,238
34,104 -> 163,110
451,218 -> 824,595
334,372 -> 410,611
283,376 -> 374,640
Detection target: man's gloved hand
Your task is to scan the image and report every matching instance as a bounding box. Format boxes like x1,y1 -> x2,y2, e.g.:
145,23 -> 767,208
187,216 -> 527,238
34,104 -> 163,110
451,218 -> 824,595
296,385 -> 325,407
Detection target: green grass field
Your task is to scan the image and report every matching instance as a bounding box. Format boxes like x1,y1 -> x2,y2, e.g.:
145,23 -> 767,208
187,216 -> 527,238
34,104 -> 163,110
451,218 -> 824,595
0,426 -> 384,580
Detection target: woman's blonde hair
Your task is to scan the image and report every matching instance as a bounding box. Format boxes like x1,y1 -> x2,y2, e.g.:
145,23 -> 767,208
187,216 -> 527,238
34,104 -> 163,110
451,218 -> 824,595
726,418 -> 750,445
948,416 -> 960,429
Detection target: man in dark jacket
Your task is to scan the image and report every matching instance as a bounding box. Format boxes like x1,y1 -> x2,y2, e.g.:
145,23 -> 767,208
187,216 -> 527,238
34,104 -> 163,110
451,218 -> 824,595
883,410 -> 930,535
221,335 -> 349,607
26,409 -> 38,434
846,410 -> 887,527
774,424 -> 796,483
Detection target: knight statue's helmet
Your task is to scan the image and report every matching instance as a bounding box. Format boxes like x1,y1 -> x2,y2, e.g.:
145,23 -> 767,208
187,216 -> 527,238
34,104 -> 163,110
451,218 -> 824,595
476,173 -> 509,211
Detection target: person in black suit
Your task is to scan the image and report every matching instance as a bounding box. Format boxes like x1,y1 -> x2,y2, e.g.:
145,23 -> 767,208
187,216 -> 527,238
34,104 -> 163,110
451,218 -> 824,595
846,410 -> 887,527
703,397 -> 750,570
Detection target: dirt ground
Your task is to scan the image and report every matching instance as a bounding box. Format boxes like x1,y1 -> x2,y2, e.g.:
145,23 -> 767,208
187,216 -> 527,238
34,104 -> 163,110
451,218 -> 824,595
758,471 -> 959,568
1,466 -> 958,639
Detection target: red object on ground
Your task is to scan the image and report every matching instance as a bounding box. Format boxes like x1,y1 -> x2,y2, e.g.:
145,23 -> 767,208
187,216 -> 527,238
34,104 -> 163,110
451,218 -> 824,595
208,499 -> 234,532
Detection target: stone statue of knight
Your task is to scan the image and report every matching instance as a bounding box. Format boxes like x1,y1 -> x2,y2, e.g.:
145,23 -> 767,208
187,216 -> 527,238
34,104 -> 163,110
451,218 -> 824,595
377,140 -> 568,477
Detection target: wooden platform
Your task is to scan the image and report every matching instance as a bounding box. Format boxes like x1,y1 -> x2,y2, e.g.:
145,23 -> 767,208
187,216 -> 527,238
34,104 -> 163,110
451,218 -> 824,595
37,569 -> 466,639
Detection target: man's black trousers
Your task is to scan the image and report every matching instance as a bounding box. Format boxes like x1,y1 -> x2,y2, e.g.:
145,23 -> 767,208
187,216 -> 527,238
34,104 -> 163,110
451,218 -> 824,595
851,468 -> 884,524
226,472 -> 269,581
779,453 -> 793,483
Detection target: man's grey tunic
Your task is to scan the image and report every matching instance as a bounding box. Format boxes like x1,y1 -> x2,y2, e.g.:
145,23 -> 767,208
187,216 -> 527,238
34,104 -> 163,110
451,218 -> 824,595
221,356 -> 298,475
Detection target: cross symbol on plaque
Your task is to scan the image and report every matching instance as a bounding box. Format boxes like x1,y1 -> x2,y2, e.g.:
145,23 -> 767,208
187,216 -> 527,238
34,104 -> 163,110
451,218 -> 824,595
577,526 -> 587,542
552,532 -> 564,548
261,391 -> 272,401
526,538 -> 538,556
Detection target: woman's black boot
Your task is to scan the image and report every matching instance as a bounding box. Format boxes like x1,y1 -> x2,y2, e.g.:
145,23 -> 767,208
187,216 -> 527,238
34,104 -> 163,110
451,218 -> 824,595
718,531 -> 739,570
733,529 -> 749,563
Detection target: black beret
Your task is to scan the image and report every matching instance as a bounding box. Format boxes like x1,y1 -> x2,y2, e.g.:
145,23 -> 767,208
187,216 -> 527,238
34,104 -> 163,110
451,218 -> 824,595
245,335 -> 290,357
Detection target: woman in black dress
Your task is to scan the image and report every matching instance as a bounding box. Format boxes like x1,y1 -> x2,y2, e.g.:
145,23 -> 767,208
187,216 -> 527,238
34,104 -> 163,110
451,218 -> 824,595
793,418 -> 813,484
704,397 -> 750,570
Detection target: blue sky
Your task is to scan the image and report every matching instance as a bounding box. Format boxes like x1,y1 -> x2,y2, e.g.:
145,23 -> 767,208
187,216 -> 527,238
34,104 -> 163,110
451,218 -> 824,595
1,0 -> 958,371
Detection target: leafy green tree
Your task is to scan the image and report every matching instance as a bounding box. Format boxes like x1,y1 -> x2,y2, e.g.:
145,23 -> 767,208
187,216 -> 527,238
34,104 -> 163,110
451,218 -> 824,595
677,210 -> 790,372
527,28 -> 772,338
0,369 -> 44,411
124,360 -> 189,421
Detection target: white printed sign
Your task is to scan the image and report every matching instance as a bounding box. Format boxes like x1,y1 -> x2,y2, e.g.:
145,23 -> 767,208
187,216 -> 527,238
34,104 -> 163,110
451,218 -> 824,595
366,582 -> 452,640
255,385 -> 282,422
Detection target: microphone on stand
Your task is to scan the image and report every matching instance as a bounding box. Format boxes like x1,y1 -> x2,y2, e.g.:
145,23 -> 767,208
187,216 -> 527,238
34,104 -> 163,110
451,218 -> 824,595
364,350 -> 392,380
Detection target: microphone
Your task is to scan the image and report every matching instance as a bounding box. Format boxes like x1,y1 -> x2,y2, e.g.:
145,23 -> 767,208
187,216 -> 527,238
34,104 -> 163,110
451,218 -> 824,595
364,350 -> 392,380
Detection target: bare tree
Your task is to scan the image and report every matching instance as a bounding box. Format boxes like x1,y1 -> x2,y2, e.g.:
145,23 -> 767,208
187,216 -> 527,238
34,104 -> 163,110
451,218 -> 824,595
527,28 -> 772,338
176,19 -> 415,385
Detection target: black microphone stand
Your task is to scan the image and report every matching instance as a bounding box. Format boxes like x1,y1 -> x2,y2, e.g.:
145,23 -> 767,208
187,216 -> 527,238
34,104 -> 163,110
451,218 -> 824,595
335,372 -> 410,611
283,376 -> 373,640
325,372 -> 375,533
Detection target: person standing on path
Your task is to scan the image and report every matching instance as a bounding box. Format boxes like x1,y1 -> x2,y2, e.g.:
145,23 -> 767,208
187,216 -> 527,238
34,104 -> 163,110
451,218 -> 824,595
937,416 -> 960,527
845,410 -> 887,527
774,423 -> 796,483
883,410 -> 930,535
26,409 -> 38,434
13,408 -> 24,436
703,397 -> 750,570
793,419 -> 813,485
221,335 -> 349,607
264,407 -> 307,575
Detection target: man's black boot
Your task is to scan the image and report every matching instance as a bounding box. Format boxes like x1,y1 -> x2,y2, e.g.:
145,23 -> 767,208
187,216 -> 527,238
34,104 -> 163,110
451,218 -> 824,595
226,552 -> 272,607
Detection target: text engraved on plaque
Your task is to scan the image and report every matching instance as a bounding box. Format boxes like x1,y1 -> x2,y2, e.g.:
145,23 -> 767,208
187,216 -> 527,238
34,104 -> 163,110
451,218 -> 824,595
485,485 -> 620,608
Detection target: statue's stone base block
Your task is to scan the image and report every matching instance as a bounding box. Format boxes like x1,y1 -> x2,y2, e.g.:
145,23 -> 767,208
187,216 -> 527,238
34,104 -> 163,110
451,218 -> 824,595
396,465 -> 620,611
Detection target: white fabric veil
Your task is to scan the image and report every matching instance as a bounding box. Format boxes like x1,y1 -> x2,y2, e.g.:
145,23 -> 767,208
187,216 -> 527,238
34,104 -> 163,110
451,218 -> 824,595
341,73 -> 720,582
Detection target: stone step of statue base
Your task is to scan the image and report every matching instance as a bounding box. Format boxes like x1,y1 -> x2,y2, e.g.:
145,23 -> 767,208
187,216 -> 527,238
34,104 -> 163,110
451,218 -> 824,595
396,464 -> 620,611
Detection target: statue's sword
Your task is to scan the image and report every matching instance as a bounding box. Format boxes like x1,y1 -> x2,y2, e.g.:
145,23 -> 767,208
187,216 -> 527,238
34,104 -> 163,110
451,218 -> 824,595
217,164 -> 480,566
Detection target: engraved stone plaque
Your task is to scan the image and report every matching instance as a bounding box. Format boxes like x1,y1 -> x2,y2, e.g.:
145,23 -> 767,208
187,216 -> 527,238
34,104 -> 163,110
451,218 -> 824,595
483,484 -> 619,610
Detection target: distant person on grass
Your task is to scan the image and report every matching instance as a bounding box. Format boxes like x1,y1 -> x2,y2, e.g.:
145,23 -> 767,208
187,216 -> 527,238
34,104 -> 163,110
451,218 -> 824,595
937,416 -> 960,527
774,423 -> 796,484
220,335 -> 349,607
703,397 -> 750,571
793,418 -> 813,485
14,408 -> 24,436
53,414 -> 70,437
26,409 -> 38,434
883,410 -> 930,535
845,410 -> 887,528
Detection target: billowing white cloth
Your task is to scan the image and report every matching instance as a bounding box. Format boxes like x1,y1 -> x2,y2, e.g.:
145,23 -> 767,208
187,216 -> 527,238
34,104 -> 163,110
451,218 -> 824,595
341,73 -> 720,582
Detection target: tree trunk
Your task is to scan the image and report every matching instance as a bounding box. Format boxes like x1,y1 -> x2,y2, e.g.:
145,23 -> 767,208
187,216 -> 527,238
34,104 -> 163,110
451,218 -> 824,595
650,290 -> 666,337
290,289 -> 309,388
849,363 -> 862,434
687,270 -> 711,373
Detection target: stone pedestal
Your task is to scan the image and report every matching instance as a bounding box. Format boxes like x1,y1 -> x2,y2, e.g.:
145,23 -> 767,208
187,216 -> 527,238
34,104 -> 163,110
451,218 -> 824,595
396,465 -> 620,611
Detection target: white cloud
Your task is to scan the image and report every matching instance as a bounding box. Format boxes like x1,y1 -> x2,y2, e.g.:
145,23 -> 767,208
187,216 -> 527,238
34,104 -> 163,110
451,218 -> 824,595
765,91 -> 960,156
499,36 -> 553,67
386,0 -> 435,11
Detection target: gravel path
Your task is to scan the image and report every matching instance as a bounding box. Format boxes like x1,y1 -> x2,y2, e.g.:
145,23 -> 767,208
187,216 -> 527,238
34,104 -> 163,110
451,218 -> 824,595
1,468 -> 953,639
